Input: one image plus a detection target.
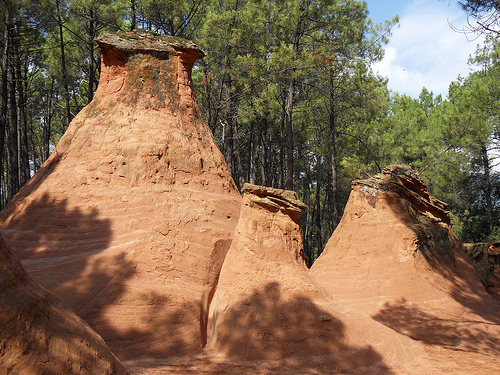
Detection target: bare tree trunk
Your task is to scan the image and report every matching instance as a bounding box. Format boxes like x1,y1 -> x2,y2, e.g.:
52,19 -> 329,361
285,77 -> 295,190
329,101 -> 341,229
315,159 -> 323,256
56,0 -> 72,128
328,72 -> 341,230
42,78 -> 55,163
0,7 -> 9,190
7,55 -> 19,200
130,0 -> 137,31
224,74 -> 234,180
279,100 -> 286,189
259,115 -> 268,186
234,120 -> 244,188
202,63 -> 215,133
481,144 -> 494,236
13,34 -> 29,185
88,8 -> 95,104
248,121 -> 255,184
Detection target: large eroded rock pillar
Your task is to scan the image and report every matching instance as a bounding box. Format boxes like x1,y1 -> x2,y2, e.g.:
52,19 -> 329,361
0,31 -> 241,359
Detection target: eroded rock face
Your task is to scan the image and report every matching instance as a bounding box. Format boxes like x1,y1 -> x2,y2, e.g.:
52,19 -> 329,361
310,164 -> 500,355
0,235 -> 127,374
463,241 -> 500,300
0,31 -> 241,359
210,183 -> 422,371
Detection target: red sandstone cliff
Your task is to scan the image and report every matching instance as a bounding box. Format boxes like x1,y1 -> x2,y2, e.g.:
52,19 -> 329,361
0,31 -> 241,359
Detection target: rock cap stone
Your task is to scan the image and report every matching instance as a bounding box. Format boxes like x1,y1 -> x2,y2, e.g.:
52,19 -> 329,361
96,30 -> 205,58
242,183 -> 307,222
353,164 -> 450,224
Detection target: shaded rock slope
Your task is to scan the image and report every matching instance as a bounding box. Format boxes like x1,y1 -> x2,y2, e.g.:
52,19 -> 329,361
0,31 -> 241,359
0,234 -> 127,374
209,183 -> 423,372
310,165 -> 500,355
463,241 -> 500,300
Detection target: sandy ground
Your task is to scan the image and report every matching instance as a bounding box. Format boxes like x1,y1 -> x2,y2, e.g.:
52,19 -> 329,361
123,344 -> 500,375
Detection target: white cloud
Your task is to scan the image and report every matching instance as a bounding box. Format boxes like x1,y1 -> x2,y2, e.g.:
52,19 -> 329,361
372,0 -> 485,98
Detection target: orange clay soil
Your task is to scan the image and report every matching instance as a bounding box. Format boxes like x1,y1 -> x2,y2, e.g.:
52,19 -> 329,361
0,31 -> 241,360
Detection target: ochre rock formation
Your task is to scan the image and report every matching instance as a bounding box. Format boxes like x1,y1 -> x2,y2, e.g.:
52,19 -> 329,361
0,31 -> 241,359
0,235 -> 127,374
310,165 -> 500,355
209,183 -> 422,372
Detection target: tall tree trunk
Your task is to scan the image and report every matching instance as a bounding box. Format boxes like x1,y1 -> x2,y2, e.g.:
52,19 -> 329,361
42,78 -> 55,163
1,3 -> 11,197
315,158 -> 323,256
279,100 -> 286,189
7,55 -> 18,201
260,115 -> 268,186
12,33 -> 29,186
248,121 -> 255,184
285,77 -> 295,190
329,73 -> 341,230
202,63 -> 215,133
130,0 -> 137,31
302,173 -> 311,266
329,112 -> 341,230
224,74 -> 234,179
88,8 -> 95,104
481,144 -> 494,236
234,120 -> 244,188
56,0 -> 72,128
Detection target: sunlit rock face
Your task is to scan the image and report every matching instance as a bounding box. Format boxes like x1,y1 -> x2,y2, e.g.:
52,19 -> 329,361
310,164 -> 500,355
0,31 -> 241,359
210,183 -> 422,371
0,234 -> 128,374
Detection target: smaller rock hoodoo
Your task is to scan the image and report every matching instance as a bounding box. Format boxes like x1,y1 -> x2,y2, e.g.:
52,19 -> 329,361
311,164 -> 500,354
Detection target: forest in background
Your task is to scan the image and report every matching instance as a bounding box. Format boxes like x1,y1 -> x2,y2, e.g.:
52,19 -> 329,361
1,0 -> 500,265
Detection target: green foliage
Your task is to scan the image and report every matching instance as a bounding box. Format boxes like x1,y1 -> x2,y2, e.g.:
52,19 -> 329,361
6,0 -> 500,260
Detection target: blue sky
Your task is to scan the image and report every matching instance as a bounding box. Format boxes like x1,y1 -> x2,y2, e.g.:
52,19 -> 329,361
365,0 -> 485,98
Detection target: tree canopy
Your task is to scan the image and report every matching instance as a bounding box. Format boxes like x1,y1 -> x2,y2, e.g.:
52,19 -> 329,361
1,0 -> 499,263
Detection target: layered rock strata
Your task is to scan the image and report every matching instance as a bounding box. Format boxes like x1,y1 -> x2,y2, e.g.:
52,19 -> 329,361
311,165 -> 500,355
0,235 -> 127,374
210,183 -> 422,371
0,31 -> 241,359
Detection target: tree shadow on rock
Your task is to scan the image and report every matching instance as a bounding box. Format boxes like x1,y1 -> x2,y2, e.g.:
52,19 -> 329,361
0,192 -> 139,357
214,282 -> 395,374
379,188 -> 500,355
1,190 -> 234,361
372,297 -> 500,356
97,290 -> 206,360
